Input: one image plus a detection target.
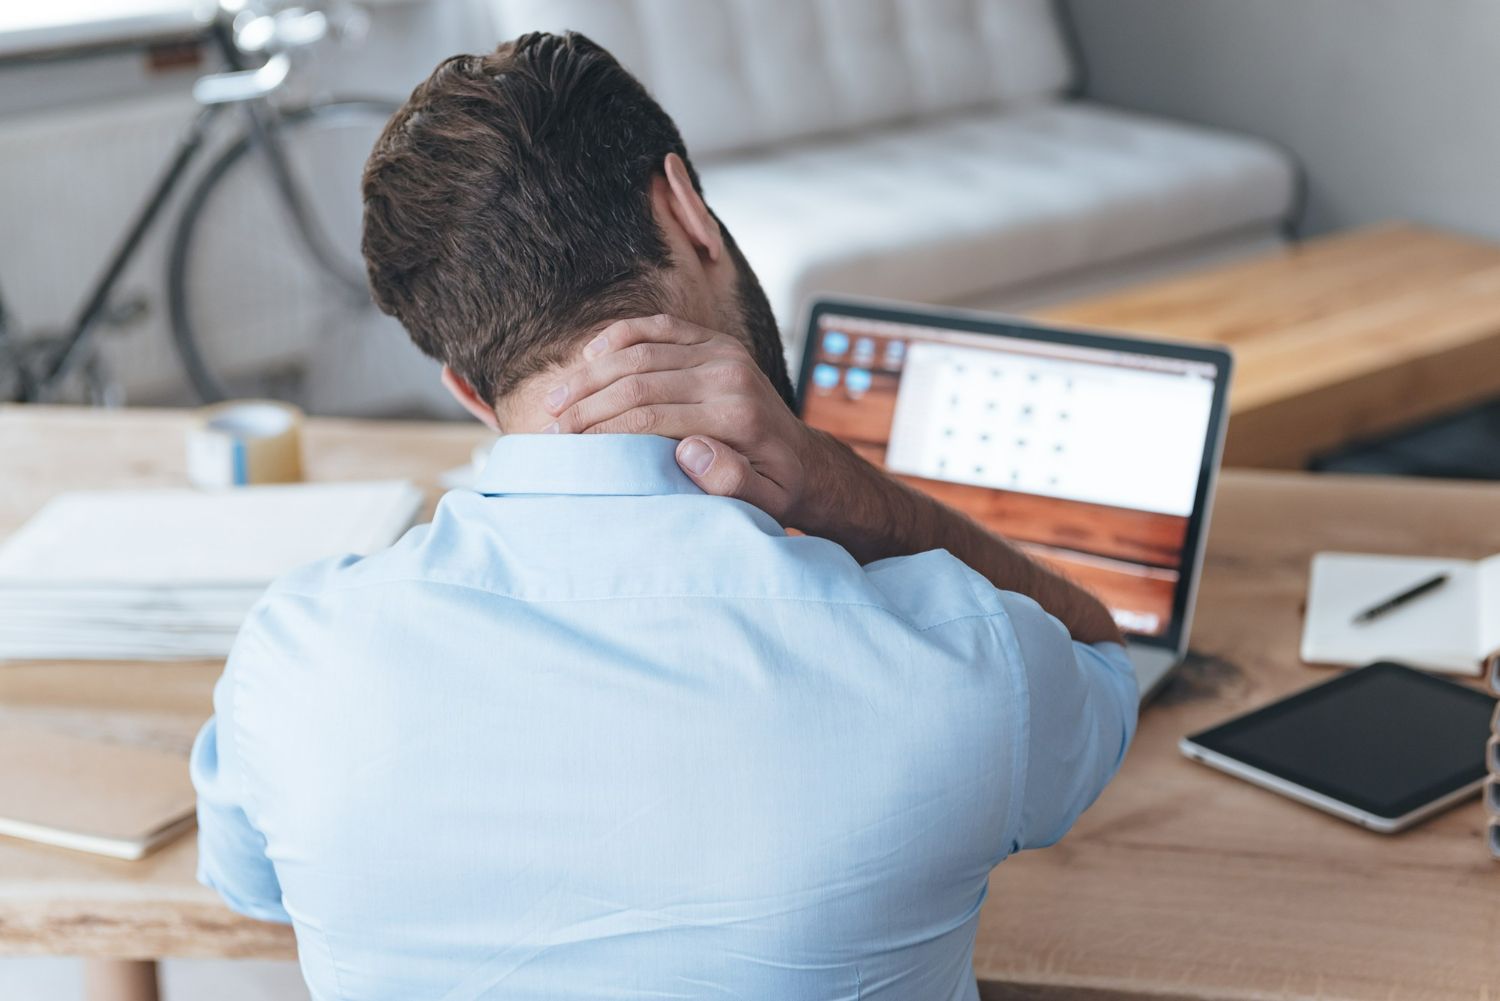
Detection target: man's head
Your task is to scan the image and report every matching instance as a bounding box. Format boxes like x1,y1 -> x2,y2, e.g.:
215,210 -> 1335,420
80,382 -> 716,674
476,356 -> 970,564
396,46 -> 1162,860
361,32 -> 793,430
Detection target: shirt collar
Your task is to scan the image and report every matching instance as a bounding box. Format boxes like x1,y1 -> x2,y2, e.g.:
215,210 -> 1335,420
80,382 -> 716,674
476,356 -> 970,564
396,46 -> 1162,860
473,434 -> 705,497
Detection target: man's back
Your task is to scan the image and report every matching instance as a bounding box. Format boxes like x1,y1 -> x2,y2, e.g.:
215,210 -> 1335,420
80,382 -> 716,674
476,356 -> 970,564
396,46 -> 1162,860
192,435 -> 1136,1001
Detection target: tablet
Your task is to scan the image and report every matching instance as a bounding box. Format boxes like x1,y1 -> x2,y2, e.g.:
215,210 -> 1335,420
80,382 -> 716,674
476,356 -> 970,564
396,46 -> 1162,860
1180,661 -> 1495,832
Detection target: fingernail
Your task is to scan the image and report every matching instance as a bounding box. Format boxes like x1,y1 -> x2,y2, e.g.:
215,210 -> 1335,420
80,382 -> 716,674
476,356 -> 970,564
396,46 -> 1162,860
544,385 -> 568,410
678,438 -> 713,476
583,334 -> 609,359
542,421 -> 560,434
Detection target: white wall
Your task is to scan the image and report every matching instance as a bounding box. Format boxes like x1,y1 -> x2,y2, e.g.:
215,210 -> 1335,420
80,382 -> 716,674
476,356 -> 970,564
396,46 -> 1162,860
1064,0 -> 1500,241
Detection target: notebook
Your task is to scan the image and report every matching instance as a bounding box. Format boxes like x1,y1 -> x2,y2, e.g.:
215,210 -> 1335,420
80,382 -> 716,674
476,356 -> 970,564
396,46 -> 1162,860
0,480 -> 423,661
1301,552 -> 1499,676
0,480 -> 422,585
0,727 -> 197,860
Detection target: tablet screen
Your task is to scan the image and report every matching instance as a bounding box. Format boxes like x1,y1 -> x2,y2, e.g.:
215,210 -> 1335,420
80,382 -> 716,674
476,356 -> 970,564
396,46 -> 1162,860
1187,662 -> 1495,820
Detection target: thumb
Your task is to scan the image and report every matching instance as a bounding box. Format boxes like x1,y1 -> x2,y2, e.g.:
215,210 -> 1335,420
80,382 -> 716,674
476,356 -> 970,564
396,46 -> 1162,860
675,436 -> 777,513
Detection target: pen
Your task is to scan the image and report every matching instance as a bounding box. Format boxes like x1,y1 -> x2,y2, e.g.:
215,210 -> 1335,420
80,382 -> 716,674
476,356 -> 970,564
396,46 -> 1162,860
1351,573 -> 1450,624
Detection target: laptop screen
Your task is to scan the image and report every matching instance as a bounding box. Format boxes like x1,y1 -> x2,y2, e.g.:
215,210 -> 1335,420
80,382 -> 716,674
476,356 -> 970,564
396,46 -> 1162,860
798,304 -> 1229,643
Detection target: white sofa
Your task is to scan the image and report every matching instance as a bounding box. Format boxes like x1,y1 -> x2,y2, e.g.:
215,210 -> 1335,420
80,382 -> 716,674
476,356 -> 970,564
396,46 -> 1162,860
485,0 -> 1298,366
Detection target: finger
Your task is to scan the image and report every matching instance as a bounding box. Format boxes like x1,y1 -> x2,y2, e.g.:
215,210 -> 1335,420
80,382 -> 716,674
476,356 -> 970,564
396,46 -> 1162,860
549,370 -> 708,434
583,314 -> 718,360
574,394 -> 758,444
675,436 -> 786,516
542,342 -> 708,416
571,403 -> 705,438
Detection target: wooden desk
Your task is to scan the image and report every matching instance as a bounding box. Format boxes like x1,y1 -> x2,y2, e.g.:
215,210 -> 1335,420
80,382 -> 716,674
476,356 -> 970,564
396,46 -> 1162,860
4,406 -> 1500,1001
1035,224 -> 1500,469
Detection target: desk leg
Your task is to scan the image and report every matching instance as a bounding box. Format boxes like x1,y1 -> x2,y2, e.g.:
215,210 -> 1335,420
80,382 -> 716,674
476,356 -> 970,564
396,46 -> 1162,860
83,959 -> 160,1001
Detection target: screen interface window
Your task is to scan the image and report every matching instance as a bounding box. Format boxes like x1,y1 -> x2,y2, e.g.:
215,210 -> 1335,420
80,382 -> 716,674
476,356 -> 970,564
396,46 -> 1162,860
801,314 -> 1220,638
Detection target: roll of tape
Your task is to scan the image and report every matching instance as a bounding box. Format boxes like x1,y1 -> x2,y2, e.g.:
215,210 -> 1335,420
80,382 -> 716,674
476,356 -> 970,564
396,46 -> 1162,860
185,400 -> 305,488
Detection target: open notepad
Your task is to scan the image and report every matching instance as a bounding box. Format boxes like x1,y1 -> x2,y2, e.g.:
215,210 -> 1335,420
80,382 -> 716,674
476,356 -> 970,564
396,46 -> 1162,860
0,480 -> 422,662
1302,552 -> 1500,676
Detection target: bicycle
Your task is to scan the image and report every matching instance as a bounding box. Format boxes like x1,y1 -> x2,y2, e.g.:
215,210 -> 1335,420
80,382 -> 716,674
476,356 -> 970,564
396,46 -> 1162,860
0,0 -> 399,405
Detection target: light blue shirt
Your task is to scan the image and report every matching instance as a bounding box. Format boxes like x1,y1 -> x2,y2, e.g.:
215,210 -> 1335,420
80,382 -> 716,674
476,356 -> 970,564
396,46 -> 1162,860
191,434 -> 1137,1001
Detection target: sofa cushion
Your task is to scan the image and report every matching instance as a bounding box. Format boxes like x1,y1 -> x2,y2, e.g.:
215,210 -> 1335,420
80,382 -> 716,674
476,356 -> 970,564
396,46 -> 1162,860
700,101 -> 1297,356
485,0 -> 1073,157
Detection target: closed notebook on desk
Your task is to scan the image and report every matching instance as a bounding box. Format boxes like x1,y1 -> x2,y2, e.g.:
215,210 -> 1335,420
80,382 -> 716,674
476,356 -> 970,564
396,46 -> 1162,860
0,727 -> 196,860
1302,552 -> 1499,676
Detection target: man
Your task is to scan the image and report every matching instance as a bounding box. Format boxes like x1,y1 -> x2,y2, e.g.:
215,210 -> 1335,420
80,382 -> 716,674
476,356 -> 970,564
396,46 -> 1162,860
191,31 -> 1136,1001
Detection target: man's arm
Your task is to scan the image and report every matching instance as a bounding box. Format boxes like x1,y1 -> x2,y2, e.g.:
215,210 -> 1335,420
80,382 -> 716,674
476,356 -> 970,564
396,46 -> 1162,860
189,616 -> 292,923
792,428 -> 1122,646
541,315 -> 1122,646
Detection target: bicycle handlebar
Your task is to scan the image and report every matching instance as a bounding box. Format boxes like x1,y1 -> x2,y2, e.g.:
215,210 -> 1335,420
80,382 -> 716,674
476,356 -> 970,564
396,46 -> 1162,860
234,7 -> 329,54
193,3 -> 366,107
193,50 -> 291,105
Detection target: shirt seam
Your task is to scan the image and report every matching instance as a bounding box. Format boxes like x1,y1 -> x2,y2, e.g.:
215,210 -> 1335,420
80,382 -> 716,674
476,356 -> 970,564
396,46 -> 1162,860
945,567 -> 1031,854
320,920 -> 346,1001
268,577 -> 1009,634
229,613 -> 268,826
218,628 -> 288,920
992,609 -> 1031,858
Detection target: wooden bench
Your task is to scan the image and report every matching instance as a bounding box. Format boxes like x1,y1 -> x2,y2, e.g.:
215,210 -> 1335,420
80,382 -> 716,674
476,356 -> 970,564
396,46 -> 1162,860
1036,223 -> 1500,469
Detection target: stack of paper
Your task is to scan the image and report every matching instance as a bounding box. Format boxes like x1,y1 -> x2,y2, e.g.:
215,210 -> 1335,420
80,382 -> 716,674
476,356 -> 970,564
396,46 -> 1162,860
1487,655 -> 1500,860
0,481 -> 423,662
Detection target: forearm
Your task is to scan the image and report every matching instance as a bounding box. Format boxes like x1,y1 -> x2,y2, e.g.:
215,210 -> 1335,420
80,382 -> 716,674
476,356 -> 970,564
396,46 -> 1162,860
793,431 -> 1124,647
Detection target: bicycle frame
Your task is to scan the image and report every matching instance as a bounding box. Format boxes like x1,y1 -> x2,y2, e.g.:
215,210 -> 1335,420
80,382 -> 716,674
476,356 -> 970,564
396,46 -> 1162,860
5,15 -> 342,401
27,100 -> 226,393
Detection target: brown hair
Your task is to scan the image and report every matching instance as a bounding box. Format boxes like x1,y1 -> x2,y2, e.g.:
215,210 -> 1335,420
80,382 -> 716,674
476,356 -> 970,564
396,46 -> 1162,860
361,32 -> 699,402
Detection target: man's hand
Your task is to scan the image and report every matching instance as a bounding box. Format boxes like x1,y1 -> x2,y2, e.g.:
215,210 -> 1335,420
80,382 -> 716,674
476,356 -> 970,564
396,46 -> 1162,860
541,314 -> 830,529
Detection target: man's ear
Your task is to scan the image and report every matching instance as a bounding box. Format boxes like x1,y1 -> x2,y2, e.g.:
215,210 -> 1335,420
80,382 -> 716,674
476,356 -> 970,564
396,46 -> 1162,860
662,152 -> 722,264
441,365 -> 502,432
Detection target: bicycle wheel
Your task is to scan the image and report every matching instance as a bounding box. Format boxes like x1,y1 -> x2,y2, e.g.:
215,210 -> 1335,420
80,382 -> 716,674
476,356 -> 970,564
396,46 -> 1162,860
168,98 -> 449,413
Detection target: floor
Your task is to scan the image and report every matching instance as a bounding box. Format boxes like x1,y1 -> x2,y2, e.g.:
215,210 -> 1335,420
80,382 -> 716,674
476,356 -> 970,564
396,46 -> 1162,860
0,958 -> 309,1000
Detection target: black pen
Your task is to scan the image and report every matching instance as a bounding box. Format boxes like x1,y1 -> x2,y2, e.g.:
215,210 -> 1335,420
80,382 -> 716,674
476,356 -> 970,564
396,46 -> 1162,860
1352,573 -> 1450,624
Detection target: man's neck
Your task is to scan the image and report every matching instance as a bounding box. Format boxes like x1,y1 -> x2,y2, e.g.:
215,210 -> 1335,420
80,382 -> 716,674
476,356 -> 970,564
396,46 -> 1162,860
494,358 -> 580,433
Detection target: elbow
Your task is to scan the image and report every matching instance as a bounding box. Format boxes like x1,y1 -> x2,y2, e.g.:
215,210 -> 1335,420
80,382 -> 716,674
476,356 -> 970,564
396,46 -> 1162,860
197,863 -> 292,925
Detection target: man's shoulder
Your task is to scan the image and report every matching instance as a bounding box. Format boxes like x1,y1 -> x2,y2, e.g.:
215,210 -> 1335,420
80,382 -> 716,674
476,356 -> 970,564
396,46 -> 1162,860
257,537 -> 418,603
858,548 -> 1011,633
237,523 -> 436,635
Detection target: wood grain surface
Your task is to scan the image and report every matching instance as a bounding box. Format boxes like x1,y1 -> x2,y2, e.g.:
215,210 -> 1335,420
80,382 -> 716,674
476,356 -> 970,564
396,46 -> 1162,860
975,470 -> 1500,1000
3,406 -> 1499,1000
1035,223 -> 1500,469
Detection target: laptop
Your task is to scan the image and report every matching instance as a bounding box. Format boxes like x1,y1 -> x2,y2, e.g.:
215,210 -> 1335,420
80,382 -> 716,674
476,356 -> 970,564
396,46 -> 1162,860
795,297 -> 1232,703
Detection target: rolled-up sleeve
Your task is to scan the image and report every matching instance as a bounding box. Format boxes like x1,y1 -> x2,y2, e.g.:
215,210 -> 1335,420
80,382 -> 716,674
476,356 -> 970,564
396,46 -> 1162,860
189,621 -> 290,924
997,591 -> 1139,851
